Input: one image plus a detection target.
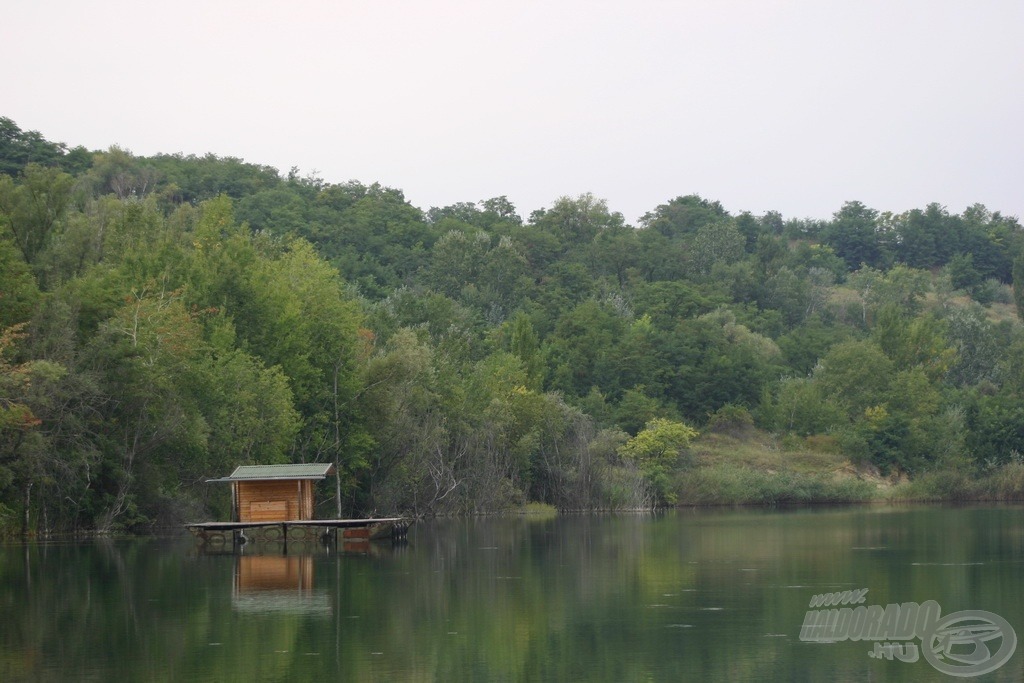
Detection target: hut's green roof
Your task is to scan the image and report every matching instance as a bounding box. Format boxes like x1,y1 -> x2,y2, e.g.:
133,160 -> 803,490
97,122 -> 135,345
208,463 -> 335,482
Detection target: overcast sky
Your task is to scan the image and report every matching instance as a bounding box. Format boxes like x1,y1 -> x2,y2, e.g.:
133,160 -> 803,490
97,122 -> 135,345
4,1 -> 1022,224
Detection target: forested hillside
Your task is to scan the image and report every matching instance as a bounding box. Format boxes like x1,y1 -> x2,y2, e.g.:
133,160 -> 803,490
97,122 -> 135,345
3,117 -> 1024,534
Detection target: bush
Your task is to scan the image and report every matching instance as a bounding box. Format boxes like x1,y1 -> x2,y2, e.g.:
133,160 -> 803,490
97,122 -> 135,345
888,461 -> 1024,503
600,464 -> 651,509
984,462 -> 1024,499
676,464 -> 875,505
888,470 -> 975,501
706,404 -> 754,437
781,433 -> 841,454
0,502 -> 16,538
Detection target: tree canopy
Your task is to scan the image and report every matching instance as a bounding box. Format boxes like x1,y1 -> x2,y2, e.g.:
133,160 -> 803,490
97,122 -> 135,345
2,117 -> 1024,533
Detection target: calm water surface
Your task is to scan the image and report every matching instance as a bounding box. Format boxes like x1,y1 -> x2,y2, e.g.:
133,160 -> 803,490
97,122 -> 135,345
1,505 -> 1022,682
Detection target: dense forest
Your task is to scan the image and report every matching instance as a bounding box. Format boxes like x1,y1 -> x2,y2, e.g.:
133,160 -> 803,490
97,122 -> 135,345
3,116 -> 1024,534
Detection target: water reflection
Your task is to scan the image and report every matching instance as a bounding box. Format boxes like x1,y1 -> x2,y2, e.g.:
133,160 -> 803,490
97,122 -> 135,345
1,505 -> 1022,681
190,527 -> 401,557
232,555 -> 330,616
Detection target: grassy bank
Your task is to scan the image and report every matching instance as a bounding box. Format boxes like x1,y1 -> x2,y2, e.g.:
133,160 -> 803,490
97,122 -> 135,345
886,463 -> 1024,502
674,431 -> 878,505
676,465 -> 877,505
671,429 -> 1024,507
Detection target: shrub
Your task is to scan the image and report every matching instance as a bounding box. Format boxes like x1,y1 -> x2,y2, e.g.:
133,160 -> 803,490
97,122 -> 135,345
706,404 -> 755,437
676,464 -> 875,505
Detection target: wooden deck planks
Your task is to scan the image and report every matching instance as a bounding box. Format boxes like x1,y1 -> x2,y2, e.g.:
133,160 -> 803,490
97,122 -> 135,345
185,517 -> 407,531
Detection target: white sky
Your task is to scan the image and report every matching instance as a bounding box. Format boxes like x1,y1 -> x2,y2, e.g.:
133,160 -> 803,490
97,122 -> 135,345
4,1 -> 1022,224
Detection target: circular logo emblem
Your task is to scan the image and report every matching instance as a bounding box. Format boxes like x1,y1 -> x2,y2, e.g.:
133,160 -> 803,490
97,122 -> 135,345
921,610 -> 1017,677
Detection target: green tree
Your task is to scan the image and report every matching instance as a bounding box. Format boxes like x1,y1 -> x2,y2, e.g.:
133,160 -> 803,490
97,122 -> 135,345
544,299 -> 628,398
758,377 -> 844,435
872,306 -> 955,380
847,264 -> 932,326
358,327 -> 447,514
823,201 -> 891,270
0,164 -> 75,266
776,316 -> 849,377
959,204 -> 1021,283
634,229 -> 688,281
531,193 -> 624,250
368,286 -> 479,353
0,118 -> 70,176
613,386 -> 671,436
0,324 -> 67,534
425,229 -> 492,299
662,311 -> 782,422
1013,251 -> 1024,319
640,195 -> 729,239
84,288 -> 208,531
0,326 -> 44,439
86,147 -> 160,200
943,304 -> 1005,387
855,368 -> 960,473
507,312 -> 544,390
892,204 -> 958,269
762,266 -> 810,327
147,152 -> 281,204
244,239 -> 366,503
585,223 -> 638,287
235,186 -> 310,234
966,393 -> 1024,466
629,280 -> 722,328
201,340 -> 301,475
691,220 -> 746,276
813,340 -> 893,420
478,195 -> 522,228
0,233 -> 41,327
618,417 -> 697,505
314,182 -> 431,297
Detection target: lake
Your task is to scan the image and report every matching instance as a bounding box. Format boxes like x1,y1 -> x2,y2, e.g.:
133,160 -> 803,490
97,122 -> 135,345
1,505 -> 1022,681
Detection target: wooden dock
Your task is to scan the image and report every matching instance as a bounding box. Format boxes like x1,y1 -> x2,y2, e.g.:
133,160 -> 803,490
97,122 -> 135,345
185,517 -> 411,550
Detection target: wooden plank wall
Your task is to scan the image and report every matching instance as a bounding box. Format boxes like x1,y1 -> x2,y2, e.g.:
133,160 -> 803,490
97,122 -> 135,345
238,481 -> 299,522
301,480 -> 313,519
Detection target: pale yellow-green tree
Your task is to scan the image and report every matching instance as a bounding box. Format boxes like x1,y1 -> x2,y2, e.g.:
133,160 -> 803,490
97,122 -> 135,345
619,418 -> 698,505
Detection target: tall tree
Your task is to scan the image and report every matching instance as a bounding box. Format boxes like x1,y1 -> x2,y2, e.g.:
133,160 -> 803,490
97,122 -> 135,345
640,195 -> 729,238
0,233 -> 41,327
823,201 -> 890,270
83,289 -> 208,531
531,193 -> 624,250
0,164 -> 75,266
0,118 -> 69,176
1013,251 -> 1024,319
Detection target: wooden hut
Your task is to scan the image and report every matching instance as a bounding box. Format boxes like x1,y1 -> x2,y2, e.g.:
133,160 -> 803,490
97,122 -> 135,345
188,464 -> 409,547
209,464 -> 335,522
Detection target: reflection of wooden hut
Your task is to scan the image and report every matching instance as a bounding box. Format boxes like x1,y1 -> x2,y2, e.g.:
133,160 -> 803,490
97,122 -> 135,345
236,555 -> 314,592
233,555 -> 330,615
209,464 -> 335,522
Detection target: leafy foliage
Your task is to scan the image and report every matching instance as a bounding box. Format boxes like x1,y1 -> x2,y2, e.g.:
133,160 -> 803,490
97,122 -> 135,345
2,116 -> 1024,532
619,418 -> 698,504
